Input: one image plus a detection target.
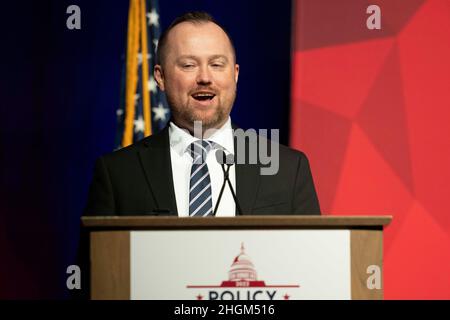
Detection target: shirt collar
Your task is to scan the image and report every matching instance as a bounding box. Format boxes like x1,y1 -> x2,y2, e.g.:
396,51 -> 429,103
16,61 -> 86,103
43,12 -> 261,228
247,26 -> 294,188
169,117 -> 234,157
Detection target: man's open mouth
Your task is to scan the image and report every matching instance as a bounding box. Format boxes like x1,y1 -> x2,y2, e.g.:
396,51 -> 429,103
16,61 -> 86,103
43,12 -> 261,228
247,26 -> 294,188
191,92 -> 216,101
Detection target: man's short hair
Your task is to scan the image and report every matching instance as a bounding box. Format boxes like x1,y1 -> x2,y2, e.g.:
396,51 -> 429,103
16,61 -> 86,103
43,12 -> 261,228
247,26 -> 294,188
156,11 -> 236,66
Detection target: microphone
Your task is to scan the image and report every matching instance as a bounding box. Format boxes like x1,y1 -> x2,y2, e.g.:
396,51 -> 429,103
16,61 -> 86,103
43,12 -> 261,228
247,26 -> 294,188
214,149 -> 243,216
213,150 -> 229,216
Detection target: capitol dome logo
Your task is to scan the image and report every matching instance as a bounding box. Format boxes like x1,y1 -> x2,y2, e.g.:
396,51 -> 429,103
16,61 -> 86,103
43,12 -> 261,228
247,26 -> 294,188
187,243 -> 300,300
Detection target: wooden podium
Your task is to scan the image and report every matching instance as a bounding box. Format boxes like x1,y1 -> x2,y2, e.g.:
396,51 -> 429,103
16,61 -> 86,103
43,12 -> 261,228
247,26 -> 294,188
81,215 -> 391,300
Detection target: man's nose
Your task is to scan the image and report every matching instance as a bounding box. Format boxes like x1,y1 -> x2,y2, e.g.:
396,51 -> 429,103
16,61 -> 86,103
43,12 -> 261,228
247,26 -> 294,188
196,66 -> 212,85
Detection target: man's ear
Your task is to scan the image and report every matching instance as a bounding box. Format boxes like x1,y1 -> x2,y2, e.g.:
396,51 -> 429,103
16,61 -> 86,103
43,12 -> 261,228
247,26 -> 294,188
154,64 -> 165,91
234,64 -> 239,84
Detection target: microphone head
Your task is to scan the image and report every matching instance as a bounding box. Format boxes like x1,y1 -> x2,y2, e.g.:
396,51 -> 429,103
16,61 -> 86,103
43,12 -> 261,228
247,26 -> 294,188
225,153 -> 235,165
215,149 -> 235,165
215,149 -> 227,165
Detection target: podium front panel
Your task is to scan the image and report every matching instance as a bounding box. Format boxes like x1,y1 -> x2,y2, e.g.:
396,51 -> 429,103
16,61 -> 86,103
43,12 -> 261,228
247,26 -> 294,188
86,216 -> 388,300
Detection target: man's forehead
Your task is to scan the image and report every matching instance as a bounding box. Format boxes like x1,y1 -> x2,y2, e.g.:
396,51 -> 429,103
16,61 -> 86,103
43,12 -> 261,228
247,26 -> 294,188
166,21 -> 234,53
169,21 -> 227,39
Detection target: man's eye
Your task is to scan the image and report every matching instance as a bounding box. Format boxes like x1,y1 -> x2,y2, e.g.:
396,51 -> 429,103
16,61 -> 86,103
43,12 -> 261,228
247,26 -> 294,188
182,64 -> 195,68
211,63 -> 224,68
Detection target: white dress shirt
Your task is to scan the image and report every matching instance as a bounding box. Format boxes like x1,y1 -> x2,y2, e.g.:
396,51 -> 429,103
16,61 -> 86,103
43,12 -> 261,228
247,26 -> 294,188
169,118 -> 236,217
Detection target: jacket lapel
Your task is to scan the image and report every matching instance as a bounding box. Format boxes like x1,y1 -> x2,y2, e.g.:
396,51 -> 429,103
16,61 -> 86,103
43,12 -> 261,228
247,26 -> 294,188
138,126 -> 178,216
233,124 -> 260,215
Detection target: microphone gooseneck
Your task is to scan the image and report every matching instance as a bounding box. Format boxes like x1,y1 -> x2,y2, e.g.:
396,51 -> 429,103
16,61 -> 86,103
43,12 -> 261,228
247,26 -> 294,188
213,149 -> 243,216
213,150 -> 228,216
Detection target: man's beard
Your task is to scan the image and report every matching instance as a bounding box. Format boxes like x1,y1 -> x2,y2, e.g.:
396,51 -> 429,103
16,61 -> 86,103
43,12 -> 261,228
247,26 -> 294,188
167,91 -> 236,131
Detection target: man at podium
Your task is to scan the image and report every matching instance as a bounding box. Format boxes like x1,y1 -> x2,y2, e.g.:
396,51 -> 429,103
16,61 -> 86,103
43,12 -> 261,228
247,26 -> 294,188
84,11 -> 320,217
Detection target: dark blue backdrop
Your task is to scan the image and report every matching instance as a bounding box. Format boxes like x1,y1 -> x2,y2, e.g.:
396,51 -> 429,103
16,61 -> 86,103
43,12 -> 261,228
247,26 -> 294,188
0,0 -> 291,298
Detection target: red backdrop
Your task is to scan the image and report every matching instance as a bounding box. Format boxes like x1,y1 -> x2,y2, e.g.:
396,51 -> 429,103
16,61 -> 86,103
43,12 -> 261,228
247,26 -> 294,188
290,0 -> 450,299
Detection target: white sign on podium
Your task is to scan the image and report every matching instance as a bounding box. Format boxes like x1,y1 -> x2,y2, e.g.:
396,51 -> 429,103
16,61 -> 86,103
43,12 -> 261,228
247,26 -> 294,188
130,230 -> 351,300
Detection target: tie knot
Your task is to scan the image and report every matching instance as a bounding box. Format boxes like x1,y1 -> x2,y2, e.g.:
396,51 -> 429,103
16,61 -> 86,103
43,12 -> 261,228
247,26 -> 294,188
189,140 -> 214,163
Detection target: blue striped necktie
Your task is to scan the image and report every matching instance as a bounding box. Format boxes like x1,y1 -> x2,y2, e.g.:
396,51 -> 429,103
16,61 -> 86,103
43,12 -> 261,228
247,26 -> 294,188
188,140 -> 214,217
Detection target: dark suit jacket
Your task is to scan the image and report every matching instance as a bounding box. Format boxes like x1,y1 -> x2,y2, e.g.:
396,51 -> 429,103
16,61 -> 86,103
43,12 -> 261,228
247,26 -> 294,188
84,125 -> 321,215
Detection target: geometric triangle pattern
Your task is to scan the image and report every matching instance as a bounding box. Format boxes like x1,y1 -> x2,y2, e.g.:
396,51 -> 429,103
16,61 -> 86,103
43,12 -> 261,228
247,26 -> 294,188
290,0 -> 450,299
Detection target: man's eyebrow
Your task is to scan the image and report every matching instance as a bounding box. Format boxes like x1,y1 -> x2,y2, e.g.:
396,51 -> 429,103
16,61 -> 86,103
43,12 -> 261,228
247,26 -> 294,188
177,55 -> 198,61
209,55 -> 229,61
176,55 -> 229,61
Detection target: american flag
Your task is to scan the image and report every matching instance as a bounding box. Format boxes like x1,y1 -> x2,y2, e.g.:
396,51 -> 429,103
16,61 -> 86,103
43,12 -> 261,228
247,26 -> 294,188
115,0 -> 170,149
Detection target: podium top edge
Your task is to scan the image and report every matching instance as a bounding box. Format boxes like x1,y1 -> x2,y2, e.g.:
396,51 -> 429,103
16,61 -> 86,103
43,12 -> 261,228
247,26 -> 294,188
81,215 -> 392,229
